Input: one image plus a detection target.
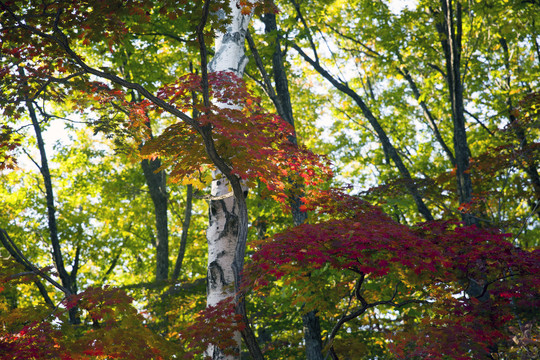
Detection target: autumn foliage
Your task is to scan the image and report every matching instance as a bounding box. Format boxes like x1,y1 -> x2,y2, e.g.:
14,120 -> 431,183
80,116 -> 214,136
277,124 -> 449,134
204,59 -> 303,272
140,71 -> 331,198
0,270 -> 173,359
0,125 -> 21,171
246,189 -> 540,358
1,0 -> 539,359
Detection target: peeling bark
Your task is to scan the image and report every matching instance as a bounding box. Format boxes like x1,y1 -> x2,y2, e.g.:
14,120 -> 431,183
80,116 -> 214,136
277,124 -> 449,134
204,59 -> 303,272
204,2 -> 253,359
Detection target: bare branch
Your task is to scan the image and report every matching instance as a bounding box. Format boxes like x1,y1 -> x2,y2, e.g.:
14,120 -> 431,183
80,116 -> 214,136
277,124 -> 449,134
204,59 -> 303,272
464,109 -> 495,136
246,30 -> 283,115
324,280 -> 426,359
291,0 -> 320,64
0,228 -> 71,295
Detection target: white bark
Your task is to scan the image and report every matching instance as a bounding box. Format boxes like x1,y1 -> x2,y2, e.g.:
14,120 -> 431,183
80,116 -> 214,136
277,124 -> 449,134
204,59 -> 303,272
208,4 -> 251,75
205,2 -> 252,359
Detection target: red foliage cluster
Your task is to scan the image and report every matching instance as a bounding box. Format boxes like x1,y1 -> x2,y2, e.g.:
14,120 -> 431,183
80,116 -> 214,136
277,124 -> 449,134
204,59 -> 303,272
244,189 -> 540,358
142,71 -> 331,198
0,284 -> 171,360
179,299 -> 245,359
0,125 -> 21,171
389,221 -> 540,358
513,91 -> 540,125
0,320 -> 68,360
414,221 -> 539,285
390,299 -> 511,360
247,189 -> 445,286
64,286 -> 135,324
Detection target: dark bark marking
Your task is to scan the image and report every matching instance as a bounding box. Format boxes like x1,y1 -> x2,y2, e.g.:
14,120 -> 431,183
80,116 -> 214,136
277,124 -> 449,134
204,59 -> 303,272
210,203 -> 218,217
208,260 -> 228,290
222,31 -> 244,45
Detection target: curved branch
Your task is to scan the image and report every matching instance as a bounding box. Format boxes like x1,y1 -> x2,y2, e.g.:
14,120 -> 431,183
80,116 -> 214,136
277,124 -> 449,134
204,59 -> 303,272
0,228 -> 70,296
246,30 -> 283,117
1,5 -> 198,129
325,280 -> 425,359
397,67 -> 456,165
291,41 -> 434,221
291,0 -> 319,64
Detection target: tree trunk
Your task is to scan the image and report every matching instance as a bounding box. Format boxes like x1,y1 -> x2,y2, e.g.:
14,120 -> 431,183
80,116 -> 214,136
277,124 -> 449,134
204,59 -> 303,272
205,2 -> 252,359
293,43 -> 434,222
125,48 -> 170,282
140,157 -> 169,281
24,95 -> 79,324
302,311 -> 324,360
397,66 -> 456,166
437,0 -> 475,225
262,13 -> 324,360
499,36 -> 540,218
172,184 -> 192,281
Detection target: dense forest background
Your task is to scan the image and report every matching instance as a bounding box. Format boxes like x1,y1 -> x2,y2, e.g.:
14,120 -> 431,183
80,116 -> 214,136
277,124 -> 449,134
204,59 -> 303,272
1,0 -> 539,359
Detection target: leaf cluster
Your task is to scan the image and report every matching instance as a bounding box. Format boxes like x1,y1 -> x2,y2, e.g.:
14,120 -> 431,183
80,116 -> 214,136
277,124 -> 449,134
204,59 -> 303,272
141,71 -> 332,201
244,189 -> 540,359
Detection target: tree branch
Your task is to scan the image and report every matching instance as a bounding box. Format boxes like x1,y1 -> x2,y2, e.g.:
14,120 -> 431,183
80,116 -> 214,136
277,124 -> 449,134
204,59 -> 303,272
0,228 -> 70,296
324,280 -> 425,359
290,0 -> 319,64
246,30 -> 283,116
463,109 -> 495,136
172,184 -> 193,281
396,66 -> 456,165
2,5 -> 198,129
291,40 -> 434,221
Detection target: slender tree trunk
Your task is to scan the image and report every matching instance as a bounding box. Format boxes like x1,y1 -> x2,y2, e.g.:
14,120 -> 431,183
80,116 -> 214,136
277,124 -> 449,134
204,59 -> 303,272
499,36 -> 540,218
172,65 -> 199,282
396,66 -> 456,166
288,0 -> 433,221
437,0 -> 475,225
141,157 -> 169,281
125,47 -> 170,282
172,184 -> 192,281
262,13 -> 324,360
204,2 -> 253,359
436,2 -> 489,303
293,43 -> 433,222
24,95 -> 79,324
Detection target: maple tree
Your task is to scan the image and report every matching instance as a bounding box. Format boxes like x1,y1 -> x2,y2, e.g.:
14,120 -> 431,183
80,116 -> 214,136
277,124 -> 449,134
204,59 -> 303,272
1,0 -> 539,359
245,189 -> 540,358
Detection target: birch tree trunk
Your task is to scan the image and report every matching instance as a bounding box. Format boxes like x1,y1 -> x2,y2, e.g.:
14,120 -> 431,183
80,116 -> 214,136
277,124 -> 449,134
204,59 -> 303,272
205,2 -> 252,359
